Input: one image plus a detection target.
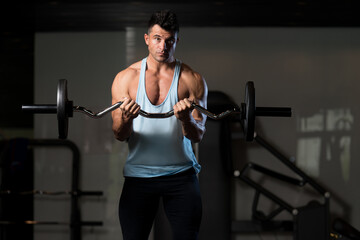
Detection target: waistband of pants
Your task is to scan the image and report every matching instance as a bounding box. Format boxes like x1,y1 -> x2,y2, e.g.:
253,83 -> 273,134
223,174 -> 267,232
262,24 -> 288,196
125,167 -> 196,180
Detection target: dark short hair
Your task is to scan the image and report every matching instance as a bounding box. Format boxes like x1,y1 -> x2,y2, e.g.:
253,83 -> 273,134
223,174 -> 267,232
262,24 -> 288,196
148,10 -> 179,34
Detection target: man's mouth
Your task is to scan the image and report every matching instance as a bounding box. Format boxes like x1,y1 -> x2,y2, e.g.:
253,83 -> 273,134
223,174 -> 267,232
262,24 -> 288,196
158,51 -> 168,56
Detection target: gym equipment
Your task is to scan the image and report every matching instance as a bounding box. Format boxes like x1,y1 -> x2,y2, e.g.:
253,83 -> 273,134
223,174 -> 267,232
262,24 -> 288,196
0,220 -> 102,226
333,218 -> 360,240
235,133 -> 331,240
22,79 -> 292,140
0,190 -> 103,196
0,139 -> 103,240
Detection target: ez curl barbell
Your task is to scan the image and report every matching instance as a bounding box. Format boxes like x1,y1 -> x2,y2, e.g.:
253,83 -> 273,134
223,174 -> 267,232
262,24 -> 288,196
22,79 -> 292,141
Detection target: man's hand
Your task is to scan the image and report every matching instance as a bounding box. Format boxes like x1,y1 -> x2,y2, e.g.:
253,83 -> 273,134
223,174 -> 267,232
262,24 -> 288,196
173,98 -> 194,122
119,97 -> 141,122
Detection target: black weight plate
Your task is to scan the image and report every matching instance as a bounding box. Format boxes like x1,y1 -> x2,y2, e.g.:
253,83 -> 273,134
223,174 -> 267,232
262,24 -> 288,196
244,81 -> 255,141
57,79 -> 68,139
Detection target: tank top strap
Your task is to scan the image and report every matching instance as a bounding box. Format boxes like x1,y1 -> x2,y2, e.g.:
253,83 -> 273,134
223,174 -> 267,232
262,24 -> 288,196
135,58 -> 148,103
169,59 -> 182,102
174,59 -> 182,80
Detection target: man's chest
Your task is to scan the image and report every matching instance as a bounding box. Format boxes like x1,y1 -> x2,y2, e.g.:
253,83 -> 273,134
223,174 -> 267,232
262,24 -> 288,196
129,71 -> 189,105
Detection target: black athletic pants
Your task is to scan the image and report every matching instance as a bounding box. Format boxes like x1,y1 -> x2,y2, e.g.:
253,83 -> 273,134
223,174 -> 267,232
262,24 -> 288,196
119,169 -> 202,240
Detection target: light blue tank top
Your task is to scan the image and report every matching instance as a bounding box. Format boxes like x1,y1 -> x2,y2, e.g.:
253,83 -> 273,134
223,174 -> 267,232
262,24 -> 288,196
124,58 -> 201,177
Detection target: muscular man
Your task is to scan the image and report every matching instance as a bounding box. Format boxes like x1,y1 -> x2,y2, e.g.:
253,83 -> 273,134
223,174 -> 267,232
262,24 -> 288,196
111,10 -> 208,240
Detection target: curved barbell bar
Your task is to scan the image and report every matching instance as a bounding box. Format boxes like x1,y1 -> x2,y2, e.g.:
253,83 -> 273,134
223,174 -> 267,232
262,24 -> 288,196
73,102 -> 242,120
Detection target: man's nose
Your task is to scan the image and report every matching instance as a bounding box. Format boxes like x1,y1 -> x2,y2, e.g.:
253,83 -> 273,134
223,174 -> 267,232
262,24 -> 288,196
160,40 -> 167,50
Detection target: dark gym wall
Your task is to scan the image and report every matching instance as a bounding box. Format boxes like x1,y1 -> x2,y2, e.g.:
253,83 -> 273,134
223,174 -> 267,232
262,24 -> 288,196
34,31 -> 127,240
0,32 -> 34,138
34,27 -> 360,240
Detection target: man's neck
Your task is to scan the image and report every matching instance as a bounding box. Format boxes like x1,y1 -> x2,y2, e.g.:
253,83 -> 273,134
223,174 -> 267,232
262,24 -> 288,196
147,55 -> 176,72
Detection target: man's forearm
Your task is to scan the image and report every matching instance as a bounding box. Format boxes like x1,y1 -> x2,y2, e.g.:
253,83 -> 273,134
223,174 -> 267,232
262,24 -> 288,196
113,120 -> 133,141
181,118 -> 206,143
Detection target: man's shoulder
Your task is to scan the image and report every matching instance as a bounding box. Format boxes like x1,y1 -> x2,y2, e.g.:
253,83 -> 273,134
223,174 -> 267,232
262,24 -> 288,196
123,60 -> 142,76
179,62 -> 207,100
180,62 -> 204,83
127,60 -> 142,72
116,60 -> 142,82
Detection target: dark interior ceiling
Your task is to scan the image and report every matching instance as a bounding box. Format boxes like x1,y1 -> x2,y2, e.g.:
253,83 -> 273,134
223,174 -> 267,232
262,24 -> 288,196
2,0 -> 360,33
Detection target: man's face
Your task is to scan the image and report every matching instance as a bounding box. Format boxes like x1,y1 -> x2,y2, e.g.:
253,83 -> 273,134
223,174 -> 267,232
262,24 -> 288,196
144,24 -> 178,63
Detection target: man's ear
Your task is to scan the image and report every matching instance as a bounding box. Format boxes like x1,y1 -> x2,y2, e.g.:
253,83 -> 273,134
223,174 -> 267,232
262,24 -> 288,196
144,33 -> 149,45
